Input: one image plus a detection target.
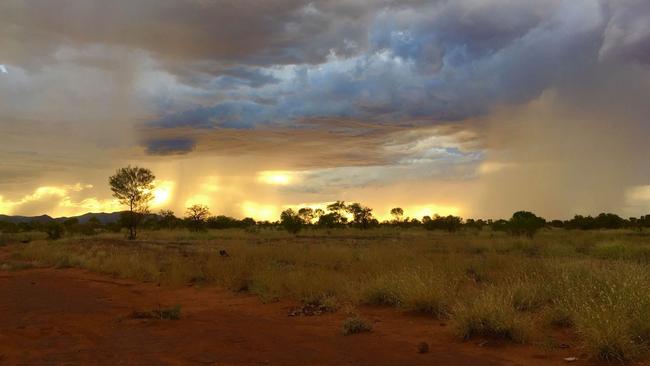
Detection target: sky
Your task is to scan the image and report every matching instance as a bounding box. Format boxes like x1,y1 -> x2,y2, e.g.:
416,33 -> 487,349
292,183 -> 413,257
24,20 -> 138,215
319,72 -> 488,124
0,0 -> 649,221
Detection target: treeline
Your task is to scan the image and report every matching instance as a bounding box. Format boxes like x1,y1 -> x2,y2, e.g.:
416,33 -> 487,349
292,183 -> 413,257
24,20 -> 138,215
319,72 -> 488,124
1,202 -> 649,240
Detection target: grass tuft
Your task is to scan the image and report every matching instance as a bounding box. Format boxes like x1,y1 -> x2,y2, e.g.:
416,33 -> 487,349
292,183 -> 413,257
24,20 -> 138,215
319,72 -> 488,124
342,316 -> 373,335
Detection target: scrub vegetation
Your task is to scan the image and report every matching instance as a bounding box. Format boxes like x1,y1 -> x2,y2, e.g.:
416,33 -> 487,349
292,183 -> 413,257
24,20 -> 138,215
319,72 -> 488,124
8,227 -> 650,362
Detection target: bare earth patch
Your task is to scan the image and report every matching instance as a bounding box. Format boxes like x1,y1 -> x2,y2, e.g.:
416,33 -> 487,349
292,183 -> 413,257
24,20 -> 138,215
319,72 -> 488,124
0,263 -> 619,366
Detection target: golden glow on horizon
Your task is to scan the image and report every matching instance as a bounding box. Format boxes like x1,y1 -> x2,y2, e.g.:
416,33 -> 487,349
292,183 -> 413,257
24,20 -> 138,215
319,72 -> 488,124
1,180 -> 463,222
151,180 -> 175,207
241,201 -> 278,221
406,204 -> 461,220
184,194 -> 212,208
258,171 -> 296,185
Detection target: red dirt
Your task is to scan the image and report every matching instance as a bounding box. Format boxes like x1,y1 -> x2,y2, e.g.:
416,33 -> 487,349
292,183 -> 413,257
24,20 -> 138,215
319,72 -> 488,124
0,247 -> 615,366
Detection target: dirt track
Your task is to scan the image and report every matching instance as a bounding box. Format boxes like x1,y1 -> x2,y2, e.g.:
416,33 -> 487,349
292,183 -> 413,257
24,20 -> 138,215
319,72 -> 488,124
0,252 -> 598,365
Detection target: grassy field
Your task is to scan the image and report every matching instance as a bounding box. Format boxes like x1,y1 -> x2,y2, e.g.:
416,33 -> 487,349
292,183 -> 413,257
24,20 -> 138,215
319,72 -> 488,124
8,227 -> 650,361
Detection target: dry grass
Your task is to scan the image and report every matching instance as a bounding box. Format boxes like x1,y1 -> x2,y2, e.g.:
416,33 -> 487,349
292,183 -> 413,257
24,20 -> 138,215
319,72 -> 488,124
11,227 -> 650,361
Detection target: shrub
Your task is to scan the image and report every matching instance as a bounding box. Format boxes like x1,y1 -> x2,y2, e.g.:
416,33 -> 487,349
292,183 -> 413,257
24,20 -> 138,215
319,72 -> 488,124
342,316 -> 373,335
362,275 -> 402,306
507,211 -> 546,237
45,222 -> 64,240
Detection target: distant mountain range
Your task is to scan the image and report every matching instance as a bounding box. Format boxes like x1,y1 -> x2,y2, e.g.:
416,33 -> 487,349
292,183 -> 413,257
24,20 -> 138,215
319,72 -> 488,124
0,212 -> 124,225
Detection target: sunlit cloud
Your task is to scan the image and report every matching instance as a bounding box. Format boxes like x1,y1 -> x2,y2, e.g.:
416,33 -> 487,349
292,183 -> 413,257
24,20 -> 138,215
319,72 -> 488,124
184,194 -> 213,209
258,171 -> 300,186
626,185 -> 650,204
201,176 -> 220,192
0,183 -> 119,217
478,162 -> 516,175
59,197 -> 122,214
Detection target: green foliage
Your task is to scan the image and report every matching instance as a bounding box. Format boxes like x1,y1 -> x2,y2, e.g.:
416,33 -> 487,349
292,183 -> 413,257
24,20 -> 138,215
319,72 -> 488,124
591,242 -> 627,260
453,287 -> 532,343
108,166 -> 155,239
45,222 -> 64,240
342,316 -> 373,335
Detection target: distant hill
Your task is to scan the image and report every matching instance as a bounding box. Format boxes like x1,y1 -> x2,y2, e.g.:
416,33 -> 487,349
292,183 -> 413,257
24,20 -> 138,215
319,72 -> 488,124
0,212 -> 125,225
0,214 -> 54,224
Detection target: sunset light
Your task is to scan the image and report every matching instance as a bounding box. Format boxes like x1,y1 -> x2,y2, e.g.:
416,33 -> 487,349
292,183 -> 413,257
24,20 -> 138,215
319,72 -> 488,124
2,1 -> 649,364
257,171 -> 295,186
150,181 -> 175,208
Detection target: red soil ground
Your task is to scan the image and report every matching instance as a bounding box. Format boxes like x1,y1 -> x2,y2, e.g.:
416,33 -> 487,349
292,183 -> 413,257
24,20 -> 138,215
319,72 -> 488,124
0,246 -> 615,366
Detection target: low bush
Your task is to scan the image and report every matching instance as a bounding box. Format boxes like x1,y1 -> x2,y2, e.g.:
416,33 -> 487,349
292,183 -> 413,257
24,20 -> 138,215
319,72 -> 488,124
342,316 -> 373,335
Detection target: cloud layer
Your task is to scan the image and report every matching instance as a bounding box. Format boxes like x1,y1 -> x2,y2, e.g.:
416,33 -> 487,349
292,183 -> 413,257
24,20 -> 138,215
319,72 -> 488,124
0,0 -> 649,218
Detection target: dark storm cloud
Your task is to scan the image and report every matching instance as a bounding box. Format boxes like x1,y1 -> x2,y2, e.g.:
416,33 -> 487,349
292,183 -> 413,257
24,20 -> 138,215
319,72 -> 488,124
147,0 -> 614,131
0,0 -> 386,70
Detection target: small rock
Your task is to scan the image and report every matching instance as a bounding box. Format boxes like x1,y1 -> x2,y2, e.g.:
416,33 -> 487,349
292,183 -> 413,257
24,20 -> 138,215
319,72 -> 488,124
417,342 -> 429,354
558,343 -> 570,349
564,357 -> 578,362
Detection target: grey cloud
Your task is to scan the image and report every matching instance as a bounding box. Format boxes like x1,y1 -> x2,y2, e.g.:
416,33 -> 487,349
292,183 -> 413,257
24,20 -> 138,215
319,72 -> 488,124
146,138 -> 196,155
600,0 -> 650,65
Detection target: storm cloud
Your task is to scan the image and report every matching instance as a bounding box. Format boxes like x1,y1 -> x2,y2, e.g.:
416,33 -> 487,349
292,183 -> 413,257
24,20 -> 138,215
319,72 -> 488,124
0,0 -> 649,218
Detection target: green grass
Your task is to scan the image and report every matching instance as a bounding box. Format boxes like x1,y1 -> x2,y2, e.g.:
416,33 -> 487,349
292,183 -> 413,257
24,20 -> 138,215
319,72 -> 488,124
453,286 -> 533,343
10,227 -> 650,361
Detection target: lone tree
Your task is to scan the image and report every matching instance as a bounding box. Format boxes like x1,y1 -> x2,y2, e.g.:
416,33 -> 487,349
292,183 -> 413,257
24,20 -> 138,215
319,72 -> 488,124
185,204 -> 211,232
508,211 -> 546,237
109,166 -> 155,240
390,207 -> 404,223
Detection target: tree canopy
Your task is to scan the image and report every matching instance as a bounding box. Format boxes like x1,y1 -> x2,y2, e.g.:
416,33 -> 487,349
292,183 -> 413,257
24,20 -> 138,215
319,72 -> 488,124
108,166 -> 155,239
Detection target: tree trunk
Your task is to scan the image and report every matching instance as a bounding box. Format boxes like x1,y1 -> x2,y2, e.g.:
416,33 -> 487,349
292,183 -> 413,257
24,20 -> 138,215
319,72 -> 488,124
128,201 -> 136,240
